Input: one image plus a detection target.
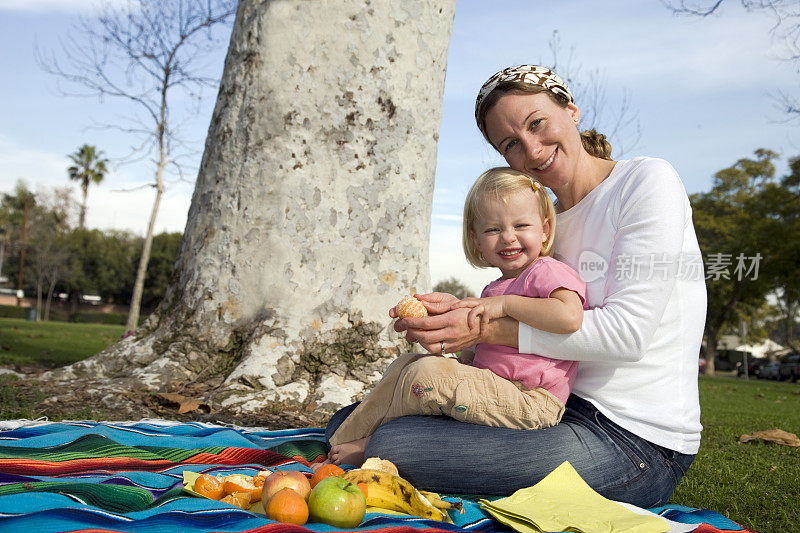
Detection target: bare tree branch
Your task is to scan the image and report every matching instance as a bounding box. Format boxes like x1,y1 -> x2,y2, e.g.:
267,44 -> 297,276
663,0 -> 800,120
38,0 -> 238,331
660,0 -> 726,16
541,30 -> 642,157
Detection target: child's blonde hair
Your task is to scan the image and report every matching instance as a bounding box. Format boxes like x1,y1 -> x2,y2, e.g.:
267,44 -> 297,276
462,167 -> 557,269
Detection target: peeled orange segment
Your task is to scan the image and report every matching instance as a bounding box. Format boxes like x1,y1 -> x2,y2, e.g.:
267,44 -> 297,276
194,473 -> 225,500
253,469 -> 272,488
361,457 -> 399,475
395,296 -> 428,318
223,474 -> 262,501
221,491 -> 252,509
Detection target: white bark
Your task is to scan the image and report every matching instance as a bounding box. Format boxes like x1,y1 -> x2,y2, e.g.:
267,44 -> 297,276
46,0 -> 457,416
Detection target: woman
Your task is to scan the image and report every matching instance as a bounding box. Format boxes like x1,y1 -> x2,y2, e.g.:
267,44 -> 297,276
325,65 -> 706,508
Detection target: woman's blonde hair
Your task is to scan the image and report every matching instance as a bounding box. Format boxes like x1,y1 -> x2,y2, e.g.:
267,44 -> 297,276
476,81 -> 613,161
462,167 -> 557,269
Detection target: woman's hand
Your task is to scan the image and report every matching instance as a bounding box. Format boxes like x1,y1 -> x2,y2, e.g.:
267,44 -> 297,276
395,307 -> 481,354
390,291 -> 519,354
388,292 -> 460,320
450,296 -> 508,332
388,292 -> 471,353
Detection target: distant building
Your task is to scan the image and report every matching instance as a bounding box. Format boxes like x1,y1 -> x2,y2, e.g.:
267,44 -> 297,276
733,338 -> 792,360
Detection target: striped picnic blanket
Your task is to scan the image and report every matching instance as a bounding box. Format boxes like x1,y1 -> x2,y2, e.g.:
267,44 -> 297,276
0,420 -> 757,533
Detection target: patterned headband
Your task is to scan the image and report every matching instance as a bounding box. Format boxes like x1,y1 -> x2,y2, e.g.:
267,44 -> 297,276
475,65 -> 574,127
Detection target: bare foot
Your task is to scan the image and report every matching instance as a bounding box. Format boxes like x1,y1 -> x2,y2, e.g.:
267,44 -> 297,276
328,436 -> 370,466
309,459 -> 332,473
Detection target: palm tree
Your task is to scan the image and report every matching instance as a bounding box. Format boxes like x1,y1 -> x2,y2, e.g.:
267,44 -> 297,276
67,144 -> 108,229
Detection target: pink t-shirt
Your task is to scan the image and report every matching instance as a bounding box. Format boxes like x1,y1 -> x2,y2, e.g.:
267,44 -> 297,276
473,256 -> 588,404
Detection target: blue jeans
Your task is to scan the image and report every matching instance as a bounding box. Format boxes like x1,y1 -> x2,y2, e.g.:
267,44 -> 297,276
325,394 -> 694,508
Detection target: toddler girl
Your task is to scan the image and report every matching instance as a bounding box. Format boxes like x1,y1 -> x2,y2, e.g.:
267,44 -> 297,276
325,167 -> 587,466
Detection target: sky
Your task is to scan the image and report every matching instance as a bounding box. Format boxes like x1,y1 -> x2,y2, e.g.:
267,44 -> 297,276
1,0 -> 798,296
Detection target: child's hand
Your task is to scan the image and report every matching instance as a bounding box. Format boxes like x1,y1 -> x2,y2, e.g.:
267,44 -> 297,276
457,346 -> 476,365
450,296 -> 507,332
390,292 -> 459,318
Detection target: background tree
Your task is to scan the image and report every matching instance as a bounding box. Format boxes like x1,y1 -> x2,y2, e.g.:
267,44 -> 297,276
42,0 -> 458,420
433,277 -> 475,300
29,187 -> 77,320
39,0 -> 238,334
61,229 -> 137,308
757,155 -> 800,351
691,149 -> 781,374
67,144 -> 108,229
0,204 -> 10,282
136,232 -> 182,310
1,182 -> 36,304
32,233 -> 71,321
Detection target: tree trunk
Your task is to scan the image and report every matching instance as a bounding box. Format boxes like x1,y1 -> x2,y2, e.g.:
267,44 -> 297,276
45,277 -> 57,321
705,326 -> 718,377
79,185 -> 87,230
35,275 -> 44,321
45,0 -> 457,418
125,181 -> 163,333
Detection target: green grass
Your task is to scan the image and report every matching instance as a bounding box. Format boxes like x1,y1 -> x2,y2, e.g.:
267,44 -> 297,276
0,317 -> 125,367
0,320 -> 797,531
672,375 -> 800,532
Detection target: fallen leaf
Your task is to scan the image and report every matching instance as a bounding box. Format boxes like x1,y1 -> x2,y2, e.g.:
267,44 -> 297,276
739,428 -> 800,447
156,392 -> 212,415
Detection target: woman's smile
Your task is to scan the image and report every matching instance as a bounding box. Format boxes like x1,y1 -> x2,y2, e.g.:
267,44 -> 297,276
535,148 -> 557,171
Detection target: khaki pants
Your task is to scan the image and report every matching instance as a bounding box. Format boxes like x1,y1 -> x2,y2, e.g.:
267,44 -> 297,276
329,353 -> 565,446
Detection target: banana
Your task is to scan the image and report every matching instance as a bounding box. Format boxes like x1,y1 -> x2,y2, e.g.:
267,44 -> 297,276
419,490 -> 464,514
342,469 -> 447,522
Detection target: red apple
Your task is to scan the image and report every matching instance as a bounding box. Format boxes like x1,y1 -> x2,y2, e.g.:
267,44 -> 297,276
307,475 -> 366,528
261,469 -> 312,505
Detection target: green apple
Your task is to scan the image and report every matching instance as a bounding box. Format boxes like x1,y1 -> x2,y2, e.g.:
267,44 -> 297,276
307,475 -> 366,528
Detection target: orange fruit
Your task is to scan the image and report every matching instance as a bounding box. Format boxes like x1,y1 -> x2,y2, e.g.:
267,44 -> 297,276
194,474 -> 224,500
266,487 -> 309,525
357,482 -> 368,499
395,296 -> 428,318
309,464 -> 345,488
223,474 -> 262,501
221,491 -> 252,509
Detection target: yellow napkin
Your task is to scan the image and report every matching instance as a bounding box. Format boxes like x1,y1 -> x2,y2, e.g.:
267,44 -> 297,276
479,461 -> 670,533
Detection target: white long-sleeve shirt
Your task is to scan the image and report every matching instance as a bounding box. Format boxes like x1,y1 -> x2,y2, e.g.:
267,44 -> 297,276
519,157 -> 706,454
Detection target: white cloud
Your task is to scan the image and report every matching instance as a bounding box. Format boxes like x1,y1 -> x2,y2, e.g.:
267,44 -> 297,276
0,0 -> 126,13
1,134 -> 69,188
433,213 -> 462,223
0,134 -> 191,236
84,183 -> 191,236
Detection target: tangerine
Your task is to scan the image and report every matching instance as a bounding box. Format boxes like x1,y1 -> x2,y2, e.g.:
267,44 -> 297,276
221,491 -> 252,509
194,474 -> 224,500
266,487 -> 309,525
357,482 -> 368,499
395,296 -> 428,318
309,463 -> 345,488
222,474 -> 262,501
